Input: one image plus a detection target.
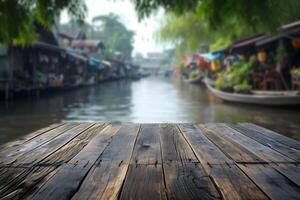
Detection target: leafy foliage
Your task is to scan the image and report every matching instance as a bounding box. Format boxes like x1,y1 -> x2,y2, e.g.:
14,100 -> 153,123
291,68 -> 300,78
60,13 -> 135,60
158,12 -> 211,51
154,0 -> 300,52
92,13 -> 135,59
135,0 -> 300,31
215,61 -> 253,92
132,0 -> 199,20
0,0 -> 86,46
189,70 -> 201,79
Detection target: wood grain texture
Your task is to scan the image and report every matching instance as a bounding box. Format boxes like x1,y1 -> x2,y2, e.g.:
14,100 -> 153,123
0,123 -> 63,152
119,164 -> 167,200
71,124 -> 140,200
205,124 -> 293,163
270,163 -> 300,187
238,164 -> 300,200
98,124 -> 140,164
0,123 -> 108,200
130,124 -> 161,165
240,123 -> 300,151
207,164 -> 268,200
160,124 -> 201,163
0,123 -> 78,165
0,123 -> 299,200
161,124 -> 221,200
12,123 -> 94,166
0,127 -> 107,199
180,125 -> 267,200
232,124 -> 300,162
31,124 -> 121,200
118,124 -> 166,200
163,162 -> 221,200
178,124 -> 233,165
199,125 -> 265,163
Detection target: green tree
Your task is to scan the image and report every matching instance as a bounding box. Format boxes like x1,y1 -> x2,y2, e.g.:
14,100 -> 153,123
155,0 -> 300,52
134,0 -> 300,31
0,0 -> 86,46
92,13 -> 135,59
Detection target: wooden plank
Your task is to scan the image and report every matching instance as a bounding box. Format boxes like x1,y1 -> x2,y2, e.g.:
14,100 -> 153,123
160,124 -> 198,163
31,124 -> 137,200
10,123 -> 94,166
119,124 -> 166,200
119,165 -> 167,200
41,123 -> 108,165
206,164 -> 268,200
238,164 -> 300,200
160,124 -> 221,200
97,124 -> 140,164
0,166 -> 9,176
70,162 -> 127,200
232,124 -> 300,162
0,167 -> 29,191
205,124 -> 293,163
130,124 -> 161,165
0,123 -> 63,151
71,124 -> 140,200
271,163 -> 300,187
180,124 -> 268,200
0,123 -> 95,193
67,124 -> 121,166
241,123 -> 300,151
0,123 -> 78,165
0,123 -> 96,194
163,162 -> 221,200
0,123 -> 108,200
0,166 -> 59,200
0,122 -> 299,200
178,124 -> 233,165
199,125 -> 266,163
30,124 -> 121,200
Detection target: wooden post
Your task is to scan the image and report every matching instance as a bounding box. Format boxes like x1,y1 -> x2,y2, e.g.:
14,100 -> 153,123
5,81 -> 9,101
7,47 -> 15,101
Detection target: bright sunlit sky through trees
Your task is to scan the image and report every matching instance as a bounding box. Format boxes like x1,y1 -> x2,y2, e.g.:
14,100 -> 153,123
61,0 -> 168,56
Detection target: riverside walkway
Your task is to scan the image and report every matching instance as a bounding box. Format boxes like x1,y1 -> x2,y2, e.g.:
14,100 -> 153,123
0,123 -> 299,199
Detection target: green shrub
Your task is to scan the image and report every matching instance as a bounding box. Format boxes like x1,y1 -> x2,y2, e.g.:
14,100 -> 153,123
234,80 -> 251,93
215,60 -> 253,92
291,68 -> 300,78
189,70 -> 200,79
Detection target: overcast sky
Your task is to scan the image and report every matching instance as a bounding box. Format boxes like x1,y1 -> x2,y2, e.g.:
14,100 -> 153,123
61,0 -> 169,56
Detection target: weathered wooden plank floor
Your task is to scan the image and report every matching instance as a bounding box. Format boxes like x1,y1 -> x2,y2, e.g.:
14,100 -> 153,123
0,123 -> 300,200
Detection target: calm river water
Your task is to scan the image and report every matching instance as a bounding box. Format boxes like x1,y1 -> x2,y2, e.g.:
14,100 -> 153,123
1,76 -> 300,145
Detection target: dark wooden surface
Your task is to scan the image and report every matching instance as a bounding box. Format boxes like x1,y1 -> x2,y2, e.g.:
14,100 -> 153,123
0,123 -> 300,200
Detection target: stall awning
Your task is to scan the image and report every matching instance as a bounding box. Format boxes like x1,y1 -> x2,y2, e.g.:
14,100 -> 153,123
230,35 -> 270,50
101,60 -> 112,67
199,53 -> 224,62
34,42 -> 65,53
255,35 -> 282,47
88,57 -> 105,70
67,50 -> 87,62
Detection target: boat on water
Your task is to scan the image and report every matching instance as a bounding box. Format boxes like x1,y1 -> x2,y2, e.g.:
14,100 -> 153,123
204,78 -> 300,106
183,75 -> 203,84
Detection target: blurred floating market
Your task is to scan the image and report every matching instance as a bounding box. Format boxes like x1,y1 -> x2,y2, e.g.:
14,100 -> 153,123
0,22 -> 148,101
178,21 -> 300,106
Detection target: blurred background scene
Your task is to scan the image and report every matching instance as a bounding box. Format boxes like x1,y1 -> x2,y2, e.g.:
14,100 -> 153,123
1,0 -> 300,144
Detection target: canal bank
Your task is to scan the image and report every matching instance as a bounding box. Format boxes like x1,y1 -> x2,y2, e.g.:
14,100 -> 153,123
1,76 -> 300,145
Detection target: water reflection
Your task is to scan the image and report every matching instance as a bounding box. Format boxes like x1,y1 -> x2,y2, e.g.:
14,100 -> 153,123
0,76 -> 300,144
